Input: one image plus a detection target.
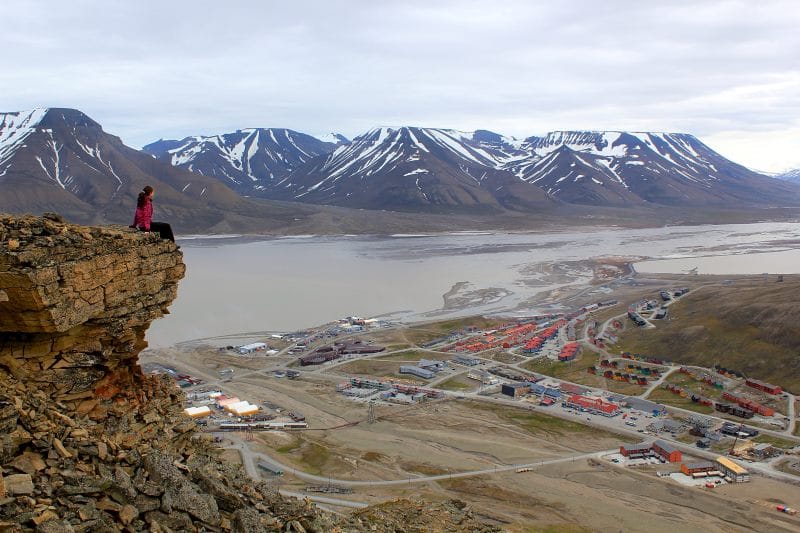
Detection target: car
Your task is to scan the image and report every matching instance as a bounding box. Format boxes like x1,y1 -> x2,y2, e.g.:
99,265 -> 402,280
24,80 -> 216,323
637,429 -> 644,433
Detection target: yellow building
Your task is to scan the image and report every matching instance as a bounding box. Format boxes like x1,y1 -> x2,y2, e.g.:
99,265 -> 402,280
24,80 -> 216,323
716,456 -> 750,482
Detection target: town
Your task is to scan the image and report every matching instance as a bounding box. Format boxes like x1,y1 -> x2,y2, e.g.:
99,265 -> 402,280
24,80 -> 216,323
142,280 -> 800,527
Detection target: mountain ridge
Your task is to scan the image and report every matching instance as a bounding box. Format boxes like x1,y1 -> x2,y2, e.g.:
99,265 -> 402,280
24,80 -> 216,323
4,107 -> 800,227
143,128 -> 346,195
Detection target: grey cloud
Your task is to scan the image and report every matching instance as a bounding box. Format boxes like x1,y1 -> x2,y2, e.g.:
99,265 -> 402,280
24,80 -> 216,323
1,0 -> 798,170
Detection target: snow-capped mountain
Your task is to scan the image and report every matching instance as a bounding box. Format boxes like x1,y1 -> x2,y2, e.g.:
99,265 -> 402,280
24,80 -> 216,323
0,108 -> 285,231
262,127 -> 800,210
776,168 -> 800,184
143,129 -> 346,194
500,131 -> 800,206
268,127 -> 554,212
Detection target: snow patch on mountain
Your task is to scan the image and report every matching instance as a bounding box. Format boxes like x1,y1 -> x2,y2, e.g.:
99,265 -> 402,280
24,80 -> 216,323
0,108 -> 49,167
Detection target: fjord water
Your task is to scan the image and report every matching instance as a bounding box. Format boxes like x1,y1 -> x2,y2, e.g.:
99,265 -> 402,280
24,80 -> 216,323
146,222 -> 800,348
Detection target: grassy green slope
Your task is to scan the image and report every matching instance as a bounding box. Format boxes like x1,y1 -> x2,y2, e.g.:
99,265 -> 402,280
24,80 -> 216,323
616,277 -> 800,392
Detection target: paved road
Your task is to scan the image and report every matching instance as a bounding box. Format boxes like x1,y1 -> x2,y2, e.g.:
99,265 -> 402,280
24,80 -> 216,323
223,431 -> 613,488
279,490 -> 368,509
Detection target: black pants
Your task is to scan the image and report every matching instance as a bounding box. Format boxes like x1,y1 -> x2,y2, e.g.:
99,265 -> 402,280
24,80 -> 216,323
141,222 -> 175,242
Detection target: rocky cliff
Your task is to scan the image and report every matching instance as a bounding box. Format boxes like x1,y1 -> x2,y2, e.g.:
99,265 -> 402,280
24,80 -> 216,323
0,214 -> 496,532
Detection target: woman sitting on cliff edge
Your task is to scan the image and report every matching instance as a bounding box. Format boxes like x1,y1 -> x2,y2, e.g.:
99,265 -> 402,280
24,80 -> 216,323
131,185 -> 175,243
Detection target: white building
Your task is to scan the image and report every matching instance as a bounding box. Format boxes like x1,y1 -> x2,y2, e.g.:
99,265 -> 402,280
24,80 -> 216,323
239,342 -> 268,354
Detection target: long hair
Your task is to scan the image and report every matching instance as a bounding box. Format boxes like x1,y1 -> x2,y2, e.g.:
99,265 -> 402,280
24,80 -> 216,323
137,186 -> 154,208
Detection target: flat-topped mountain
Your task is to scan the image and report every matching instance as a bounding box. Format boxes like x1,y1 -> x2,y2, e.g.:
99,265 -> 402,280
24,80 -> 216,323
143,129 -> 346,195
503,131 -> 800,206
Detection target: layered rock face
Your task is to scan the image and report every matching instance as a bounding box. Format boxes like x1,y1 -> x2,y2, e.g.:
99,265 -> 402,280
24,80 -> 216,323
0,213 -> 185,408
0,214 -> 496,532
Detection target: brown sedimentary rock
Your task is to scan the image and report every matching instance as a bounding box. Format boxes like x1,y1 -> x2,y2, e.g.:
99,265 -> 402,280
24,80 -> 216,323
0,214 -> 497,532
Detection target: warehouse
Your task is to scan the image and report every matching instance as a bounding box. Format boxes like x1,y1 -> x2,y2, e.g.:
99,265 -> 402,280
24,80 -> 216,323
184,406 -> 212,419
619,442 -> 653,459
226,401 -> 260,416
238,342 -> 268,354
215,396 -> 241,409
680,461 -> 716,476
716,456 -> 750,482
619,441 -> 681,463
652,440 -> 682,463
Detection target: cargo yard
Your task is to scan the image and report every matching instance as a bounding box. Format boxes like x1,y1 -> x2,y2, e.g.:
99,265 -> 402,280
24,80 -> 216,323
140,276 -> 800,530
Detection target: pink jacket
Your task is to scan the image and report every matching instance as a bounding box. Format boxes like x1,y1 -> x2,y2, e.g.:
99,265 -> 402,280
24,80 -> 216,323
133,199 -> 153,231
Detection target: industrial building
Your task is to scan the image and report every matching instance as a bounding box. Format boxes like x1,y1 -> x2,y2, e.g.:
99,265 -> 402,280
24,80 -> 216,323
652,440 -> 681,463
680,461 -> 718,476
215,396 -> 240,409
501,383 -> 530,397
226,401 -> 260,416
619,442 -> 652,459
184,406 -> 212,418
619,440 -> 681,463
715,456 -> 750,482
238,342 -> 268,354
399,365 -> 435,379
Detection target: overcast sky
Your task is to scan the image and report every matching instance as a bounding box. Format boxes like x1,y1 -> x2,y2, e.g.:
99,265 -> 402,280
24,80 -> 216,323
2,0 -> 799,172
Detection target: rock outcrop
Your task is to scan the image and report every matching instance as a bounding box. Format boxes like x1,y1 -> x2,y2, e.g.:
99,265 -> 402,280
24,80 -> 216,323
0,214 -> 497,532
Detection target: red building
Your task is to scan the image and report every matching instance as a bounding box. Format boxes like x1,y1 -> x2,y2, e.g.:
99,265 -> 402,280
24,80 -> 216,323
563,395 -> 620,416
620,440 -> 682,463
619,442 -> 652,458
722,392 -> 775,417
652,440 -> 682,463
745,378 -> 782,395
681,461 -> 716,475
